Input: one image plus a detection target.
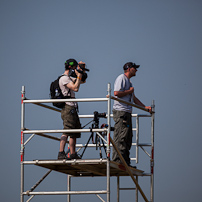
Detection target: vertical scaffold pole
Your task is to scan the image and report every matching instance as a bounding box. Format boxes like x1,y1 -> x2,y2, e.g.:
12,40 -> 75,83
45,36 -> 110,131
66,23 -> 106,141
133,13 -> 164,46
20,86 -> 25,202
107,83 -> 111,202
136,115 -> 139,164
150,100 -> 155,202
67,175 -> 71,202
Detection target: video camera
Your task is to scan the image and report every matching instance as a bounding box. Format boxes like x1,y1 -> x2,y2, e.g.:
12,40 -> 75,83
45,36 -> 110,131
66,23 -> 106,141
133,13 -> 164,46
78,63 -> 89,72
69,63 -> 89,82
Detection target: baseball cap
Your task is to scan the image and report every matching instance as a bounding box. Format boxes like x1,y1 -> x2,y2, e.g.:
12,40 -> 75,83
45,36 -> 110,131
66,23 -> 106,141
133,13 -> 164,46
131,62 -> 140,69
123,62 -> 140,70
65,58 -> 78,67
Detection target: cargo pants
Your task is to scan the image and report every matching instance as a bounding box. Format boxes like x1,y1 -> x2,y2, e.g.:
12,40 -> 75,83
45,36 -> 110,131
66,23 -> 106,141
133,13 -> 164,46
112,109 -> 133,165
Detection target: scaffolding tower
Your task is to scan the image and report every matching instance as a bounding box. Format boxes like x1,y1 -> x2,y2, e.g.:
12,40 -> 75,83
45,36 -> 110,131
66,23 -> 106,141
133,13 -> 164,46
20,83 -> 155,202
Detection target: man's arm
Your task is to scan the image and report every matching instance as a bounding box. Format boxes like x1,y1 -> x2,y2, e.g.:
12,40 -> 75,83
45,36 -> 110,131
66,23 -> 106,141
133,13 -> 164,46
66,77 -> 81,92
133,95 -> 152,112
114,87 -> 134,97
67,68 -> 83,92
133,95 -> 145,107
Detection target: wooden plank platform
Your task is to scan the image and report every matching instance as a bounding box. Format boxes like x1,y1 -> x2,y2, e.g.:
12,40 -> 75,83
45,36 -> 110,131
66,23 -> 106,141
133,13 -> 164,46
27,159 -> 144,177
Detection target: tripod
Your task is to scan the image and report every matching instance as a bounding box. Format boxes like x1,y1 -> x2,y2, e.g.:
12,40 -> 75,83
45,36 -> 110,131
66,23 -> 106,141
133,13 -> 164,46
80,111 -> 107,159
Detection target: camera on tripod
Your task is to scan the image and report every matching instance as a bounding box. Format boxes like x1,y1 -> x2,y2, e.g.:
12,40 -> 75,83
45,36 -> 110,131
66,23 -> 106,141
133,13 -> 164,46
94,111 -> 106,120
80,111 -> 107,159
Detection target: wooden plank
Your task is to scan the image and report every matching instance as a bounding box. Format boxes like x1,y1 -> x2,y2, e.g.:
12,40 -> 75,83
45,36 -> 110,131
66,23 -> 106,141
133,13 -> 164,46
33,159 -> 144,177
73,164 -> 106,176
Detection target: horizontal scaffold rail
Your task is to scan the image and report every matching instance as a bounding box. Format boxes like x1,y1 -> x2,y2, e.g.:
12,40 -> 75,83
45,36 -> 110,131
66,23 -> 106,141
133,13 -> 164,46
23,128 -> 106,134
24,190 -> 108,196
23,97 -> 153,114
23,97 -> 108,103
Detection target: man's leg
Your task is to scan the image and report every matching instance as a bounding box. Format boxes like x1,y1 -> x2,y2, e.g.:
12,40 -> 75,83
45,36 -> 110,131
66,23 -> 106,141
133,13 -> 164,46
112,110 -> 127,163
69,136 -> 81,159
69,137 -> 76,154
58,134 -> 69,159
59,134 -> 68,152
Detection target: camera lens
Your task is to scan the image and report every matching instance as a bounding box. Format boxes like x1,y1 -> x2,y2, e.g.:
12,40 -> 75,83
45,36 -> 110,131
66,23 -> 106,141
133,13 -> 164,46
79,64 -> 85,69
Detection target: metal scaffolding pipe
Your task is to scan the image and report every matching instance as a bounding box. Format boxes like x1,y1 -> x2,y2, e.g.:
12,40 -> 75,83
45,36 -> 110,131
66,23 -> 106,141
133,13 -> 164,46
23,159 -> 108,165
150,100 -> 155,202
26,99 -> 61,112
20,86 -> 25,202
136,116 -> 139,163
23,98 -> 108,103
23,128 -> 106,134
24,190 -> 108,196
24,130 -> 67,143
107,83 -> 111,202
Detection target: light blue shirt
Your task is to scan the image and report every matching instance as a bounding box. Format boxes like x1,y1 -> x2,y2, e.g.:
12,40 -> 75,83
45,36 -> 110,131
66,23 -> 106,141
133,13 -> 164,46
113,74 -> 133,113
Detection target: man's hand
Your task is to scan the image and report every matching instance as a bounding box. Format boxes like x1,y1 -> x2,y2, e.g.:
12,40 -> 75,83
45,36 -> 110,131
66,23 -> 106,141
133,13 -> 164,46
75,62 -> 83,79
128,87 -> 134,94
75,68 -> 82,79
145,106 -> 152,113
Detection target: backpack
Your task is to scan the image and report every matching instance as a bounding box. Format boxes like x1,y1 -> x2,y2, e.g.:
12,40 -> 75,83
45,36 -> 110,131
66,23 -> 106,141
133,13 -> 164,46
50,75 -> 71,108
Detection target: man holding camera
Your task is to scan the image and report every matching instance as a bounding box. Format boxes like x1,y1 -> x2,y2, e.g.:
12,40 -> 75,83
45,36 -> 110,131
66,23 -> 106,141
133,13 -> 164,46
58,58 -> 87,160
112,62 -> 151,167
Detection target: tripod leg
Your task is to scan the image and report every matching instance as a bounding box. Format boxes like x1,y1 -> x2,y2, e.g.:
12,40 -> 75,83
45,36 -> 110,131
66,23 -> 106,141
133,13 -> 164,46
81,132 -> 93,158
101,138 -> 107,156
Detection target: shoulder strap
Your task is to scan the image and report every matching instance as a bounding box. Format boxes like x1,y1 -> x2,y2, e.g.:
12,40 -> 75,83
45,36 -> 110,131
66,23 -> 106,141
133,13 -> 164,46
59,74 -> 71,98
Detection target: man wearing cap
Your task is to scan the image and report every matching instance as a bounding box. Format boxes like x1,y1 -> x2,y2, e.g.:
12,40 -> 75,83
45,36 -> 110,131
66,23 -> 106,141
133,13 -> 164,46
58,58 -> 85,160
112,62 -> 151,167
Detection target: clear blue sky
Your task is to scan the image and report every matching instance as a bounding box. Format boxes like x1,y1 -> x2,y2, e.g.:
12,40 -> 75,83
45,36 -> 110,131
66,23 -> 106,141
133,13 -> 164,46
1,0 -> 202,201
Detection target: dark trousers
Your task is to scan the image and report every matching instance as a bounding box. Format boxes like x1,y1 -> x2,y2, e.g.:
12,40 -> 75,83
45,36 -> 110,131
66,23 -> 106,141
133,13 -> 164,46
112,109 -> 133,165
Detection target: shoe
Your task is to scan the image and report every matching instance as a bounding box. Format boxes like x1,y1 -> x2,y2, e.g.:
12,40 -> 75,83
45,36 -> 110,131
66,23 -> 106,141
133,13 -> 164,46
70,152 -> 81,159
58,151 -> 70,160
128,164 -> 137,169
